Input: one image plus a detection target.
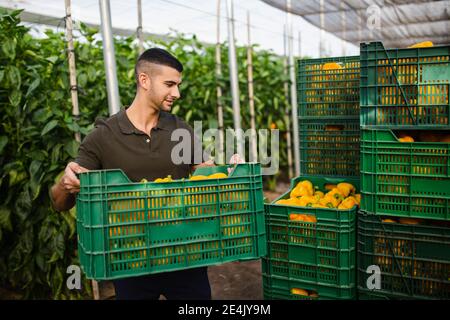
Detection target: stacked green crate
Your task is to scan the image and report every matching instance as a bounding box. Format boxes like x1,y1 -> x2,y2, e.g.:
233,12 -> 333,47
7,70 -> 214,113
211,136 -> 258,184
263,176 -> 359,300
358,41 -> 450,299
298,56 -> 360,178
263,56 -> 361,300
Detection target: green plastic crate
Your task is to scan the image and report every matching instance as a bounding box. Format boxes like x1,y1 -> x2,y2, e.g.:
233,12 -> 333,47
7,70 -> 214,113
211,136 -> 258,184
299,118 -> 360,177
360,41 -> 450,128
262,273 -> 356,300
263,175 -> 359,290
357,212 -> 450,300
298,56 -> 360,118
76,163 -> 266,280
361,128 -> 450,221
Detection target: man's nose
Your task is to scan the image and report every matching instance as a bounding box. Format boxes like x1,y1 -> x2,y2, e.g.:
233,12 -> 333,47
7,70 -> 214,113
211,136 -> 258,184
171,86 -> 181,100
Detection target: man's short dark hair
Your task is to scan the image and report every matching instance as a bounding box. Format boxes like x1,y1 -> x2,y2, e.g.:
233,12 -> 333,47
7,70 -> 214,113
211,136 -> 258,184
135,48 -> 183,84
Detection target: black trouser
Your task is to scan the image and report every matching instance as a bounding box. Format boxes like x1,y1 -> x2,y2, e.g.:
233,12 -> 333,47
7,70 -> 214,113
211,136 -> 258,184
113,267 -> 211,300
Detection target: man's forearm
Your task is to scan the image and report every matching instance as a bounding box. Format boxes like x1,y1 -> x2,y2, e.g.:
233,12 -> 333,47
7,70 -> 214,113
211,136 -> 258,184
51,183 -> 76,212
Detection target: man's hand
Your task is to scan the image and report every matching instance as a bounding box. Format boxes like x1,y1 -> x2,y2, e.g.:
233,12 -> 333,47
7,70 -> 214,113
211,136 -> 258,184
192,159 -> 215,170
228,154 -> 245,174
59,162 -> 89,194
229,154 -> 245,165
51,162 -> 89,212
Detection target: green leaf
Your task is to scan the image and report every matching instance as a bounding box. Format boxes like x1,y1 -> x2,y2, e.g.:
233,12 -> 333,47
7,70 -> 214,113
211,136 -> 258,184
32,108 -> 51,123
35,253 -> 48,272
7,65 -> 21,88
47,252 -> 60,264
14,189 -> 32,222
185,109 -> 193,123
30,176 -> 43,201
9,89 -> 22,107
41,120 -> 59,136
171,105 -> 180,115
0,207 -> 13,232
64,140 -> 79,158
9,169 -> 27,187
61,211 -> 76,239
21,227 -> 34,253
0,136 -> 8,154
29,160 -> 43,200
78,73 -> 87,88
0,70 -> 4,83
53,264 -> 64,297
26,78 -> 40,97
66,122 -> 80,133
2,37 -> 16,60
54,232 -> 65,259
86,65 -> 97,82
51,144 -> 63,163
46,56 -> 58,64
39,223 -> 53,244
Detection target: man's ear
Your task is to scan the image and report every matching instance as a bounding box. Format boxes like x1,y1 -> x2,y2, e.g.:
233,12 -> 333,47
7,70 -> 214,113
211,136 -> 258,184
138,73 -> 151,91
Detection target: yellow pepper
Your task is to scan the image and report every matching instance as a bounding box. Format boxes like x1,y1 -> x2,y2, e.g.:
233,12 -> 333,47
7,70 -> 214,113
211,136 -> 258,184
408,41 -> 433,48
324,184 -> 337,191
326,188 -> 345,201
303,215 -> 317,223
291,288 -> 309,296
337,196 -> 358,210
154,175 -> 172,183
337,182 -> 356,197
322,62 -> 342,71
297,195 -> 318,207
275,199 -> 291,206
314,191 -> 325,199
319,195 -> 340,208
354,194 -> 361,205
290,180 -> 313,198
312,203 -> 327,209
189,175 -> 208,181
208,173 -> 228,179
398,136 -> 414,143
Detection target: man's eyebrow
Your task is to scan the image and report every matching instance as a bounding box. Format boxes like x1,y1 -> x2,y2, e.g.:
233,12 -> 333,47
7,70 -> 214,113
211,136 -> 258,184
164,80 -> 182,85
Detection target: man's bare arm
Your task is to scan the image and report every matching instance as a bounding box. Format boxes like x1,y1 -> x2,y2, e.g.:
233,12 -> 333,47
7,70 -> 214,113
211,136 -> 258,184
51,162 -> 89,212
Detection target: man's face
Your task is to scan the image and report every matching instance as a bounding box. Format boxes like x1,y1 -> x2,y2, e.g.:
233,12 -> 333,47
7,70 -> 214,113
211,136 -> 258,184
139,64 -> 182,112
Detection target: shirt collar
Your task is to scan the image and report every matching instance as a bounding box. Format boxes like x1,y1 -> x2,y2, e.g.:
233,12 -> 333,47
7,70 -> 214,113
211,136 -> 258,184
118,108 -> 172,135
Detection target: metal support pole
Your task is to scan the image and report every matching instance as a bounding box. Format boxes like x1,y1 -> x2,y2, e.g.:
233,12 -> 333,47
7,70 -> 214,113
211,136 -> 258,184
246,11 -> 258,162
341,1 -> 346,56
225,0 -> 244,158
99,0 -> 121,116
64,0 -> 81,144
319,0 -> 325,57
283,24 -> 294,179
215,0 -> 225,164
287,0 -> 300,176
65,0 -> 98,299
137,0 -> 144,55
358,10 -> 362,43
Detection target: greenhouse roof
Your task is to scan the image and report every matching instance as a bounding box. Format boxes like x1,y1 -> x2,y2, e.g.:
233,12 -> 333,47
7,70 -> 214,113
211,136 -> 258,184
262,0 -> 450,48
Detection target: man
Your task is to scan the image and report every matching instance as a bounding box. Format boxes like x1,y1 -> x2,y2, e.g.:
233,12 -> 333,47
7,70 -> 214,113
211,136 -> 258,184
51,48 -> 215,300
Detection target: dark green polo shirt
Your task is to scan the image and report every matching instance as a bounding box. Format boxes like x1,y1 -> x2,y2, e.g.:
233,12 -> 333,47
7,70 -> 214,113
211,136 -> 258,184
75,108 -> 202,182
